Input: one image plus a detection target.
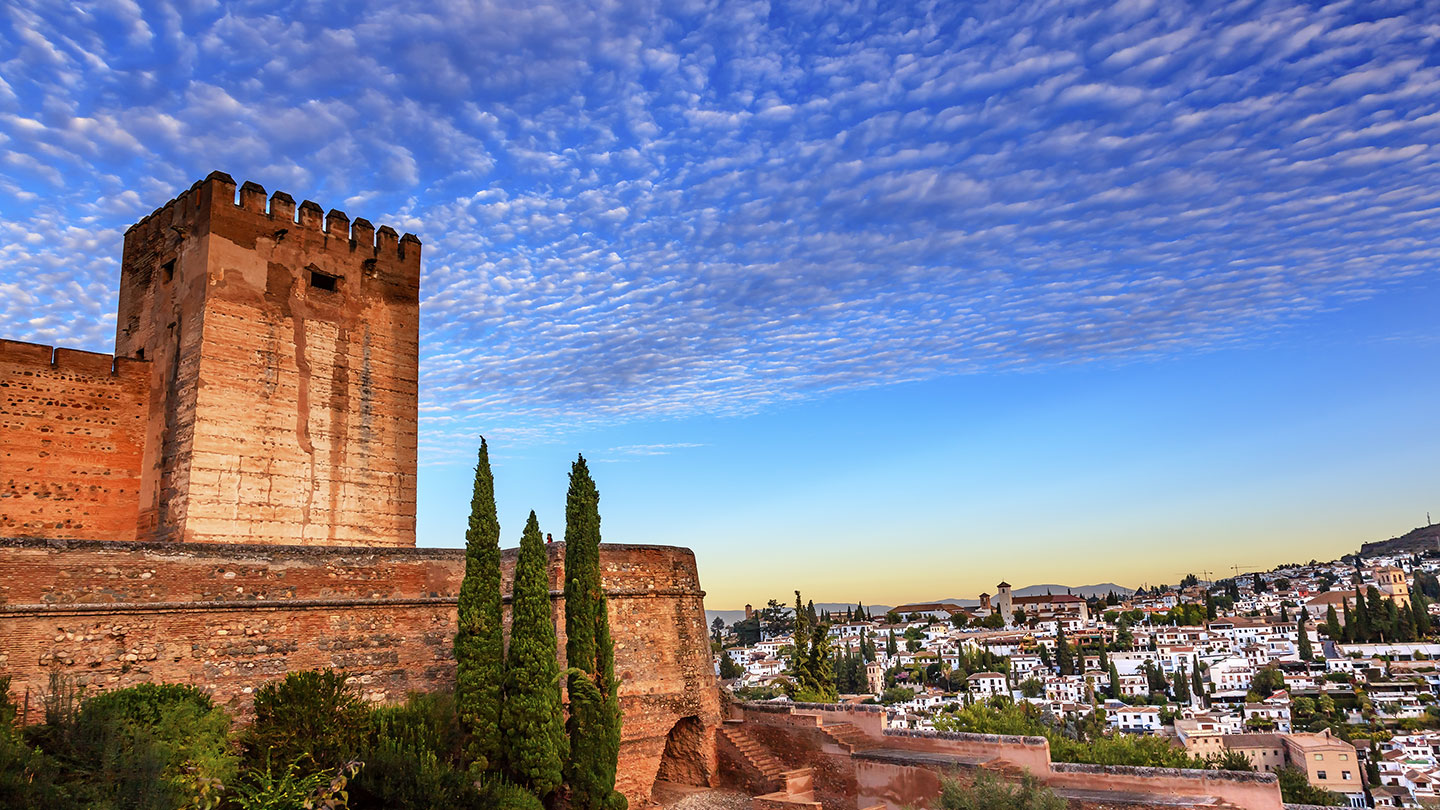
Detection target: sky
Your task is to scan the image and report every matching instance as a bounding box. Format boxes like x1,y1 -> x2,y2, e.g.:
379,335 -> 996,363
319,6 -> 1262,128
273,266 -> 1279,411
1,0 -> 1438,609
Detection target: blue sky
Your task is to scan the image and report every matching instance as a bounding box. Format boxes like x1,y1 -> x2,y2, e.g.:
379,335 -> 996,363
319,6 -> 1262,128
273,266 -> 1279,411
1,0 -> 1437,607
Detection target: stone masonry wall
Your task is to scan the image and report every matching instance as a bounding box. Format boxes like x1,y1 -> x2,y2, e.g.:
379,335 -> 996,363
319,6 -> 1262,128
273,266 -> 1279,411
0,341 -> 150,541
728,703 -> 1284,810
0,538 -> 720,807
115,173 -> 420,547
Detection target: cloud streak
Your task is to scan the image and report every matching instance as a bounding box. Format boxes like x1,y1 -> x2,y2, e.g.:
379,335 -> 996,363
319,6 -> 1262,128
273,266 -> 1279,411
0,0 -> 1437,460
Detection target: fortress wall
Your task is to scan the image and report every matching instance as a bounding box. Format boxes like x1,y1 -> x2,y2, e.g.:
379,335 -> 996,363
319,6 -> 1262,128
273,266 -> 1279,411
728,704 -> 1284,810
0,341 -> 150,542
0,538 -> 720,807
117,173 -> 420,547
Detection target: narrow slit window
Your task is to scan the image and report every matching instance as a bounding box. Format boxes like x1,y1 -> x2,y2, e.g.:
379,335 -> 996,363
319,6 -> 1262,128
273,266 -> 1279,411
309,269 -> 340,292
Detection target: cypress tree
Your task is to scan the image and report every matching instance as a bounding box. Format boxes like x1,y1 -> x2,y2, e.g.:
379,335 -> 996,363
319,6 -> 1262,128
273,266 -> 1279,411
455,440 -> 505,771
1174,662 -> 1190,703
563,456 -> 625,810
562,670 -> 625,810
886,629 -> 898,658
1055,623 -> 1074,676
1324,604 -> 1341,639
1107,661 -> 1120,699
1191,656 -> 1206,706
803,623 -> 838,701
1413,590 -> 1432,637
1297,607 -> 1313,661
501,512 -> 566,797
1343,598 -> 1356,643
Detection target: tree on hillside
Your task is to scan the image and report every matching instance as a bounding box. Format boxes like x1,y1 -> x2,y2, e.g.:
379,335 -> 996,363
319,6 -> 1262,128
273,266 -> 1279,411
1191,656 -> 1206,706
1297,607 -> 1314,661
1323,604 -> 1341,640
1277,766 -> 1343,806
501,512 -> 566,798
886,629 -> 898,658
719,651 -> 743,680
712,617 -> 725,645
562,456 -> 626,810
454,439 -> 504,772
1412,589 -> 1432,637
1055,623 -> 1074,676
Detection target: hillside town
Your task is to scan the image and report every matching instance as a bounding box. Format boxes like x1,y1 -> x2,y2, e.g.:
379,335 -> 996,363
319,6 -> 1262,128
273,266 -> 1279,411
714,535 -> 1440,809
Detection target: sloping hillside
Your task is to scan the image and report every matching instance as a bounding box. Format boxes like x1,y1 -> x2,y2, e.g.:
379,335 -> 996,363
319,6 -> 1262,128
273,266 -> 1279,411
1359,524 -> 1440,557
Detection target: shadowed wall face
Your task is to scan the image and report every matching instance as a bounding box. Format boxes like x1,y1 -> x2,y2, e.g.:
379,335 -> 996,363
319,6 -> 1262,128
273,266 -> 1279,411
115,173 -> 420,547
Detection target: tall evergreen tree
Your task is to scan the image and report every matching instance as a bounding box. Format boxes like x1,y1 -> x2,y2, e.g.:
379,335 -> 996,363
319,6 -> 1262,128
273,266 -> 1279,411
802,622 -> 838,701
1296,607 -> 1314,661
454,439 -> 504,771
1324,604 -> 1341,640
1055,623 -> 1074,676
1174,662 -> 1190,703
1107,661 -> 1121,699
1191,656 -> 1206,706
1412,590 -> 1432,637
501,512 -> 566,797
1343,598 -> 1357,643
886,629 -> 898,658
563,456 -> 626,810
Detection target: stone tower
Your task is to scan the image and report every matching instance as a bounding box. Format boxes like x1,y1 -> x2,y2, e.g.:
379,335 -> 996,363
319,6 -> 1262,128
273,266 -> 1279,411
996,581 -> 1013,623
115,172 -> 420,547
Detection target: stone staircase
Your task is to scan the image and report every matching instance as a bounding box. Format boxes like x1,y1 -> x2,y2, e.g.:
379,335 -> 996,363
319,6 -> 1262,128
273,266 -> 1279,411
818,720 -> 880,753
752,767 -> 821,810
720,720 -> 788,793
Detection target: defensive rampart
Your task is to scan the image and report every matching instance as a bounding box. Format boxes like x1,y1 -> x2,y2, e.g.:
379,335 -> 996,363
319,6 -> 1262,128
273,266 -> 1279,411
0,538 -> 720,806
0,341 -> 150,541
726,702 -> 1283,810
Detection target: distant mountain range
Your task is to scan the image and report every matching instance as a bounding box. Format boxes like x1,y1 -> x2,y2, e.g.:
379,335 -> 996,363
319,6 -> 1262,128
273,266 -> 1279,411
704,583 -> 1133,629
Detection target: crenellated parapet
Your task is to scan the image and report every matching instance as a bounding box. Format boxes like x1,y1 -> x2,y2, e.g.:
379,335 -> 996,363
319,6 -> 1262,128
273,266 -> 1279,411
123,171 -> 421,291
114,172 -> 421,548
0,338 -> 150,380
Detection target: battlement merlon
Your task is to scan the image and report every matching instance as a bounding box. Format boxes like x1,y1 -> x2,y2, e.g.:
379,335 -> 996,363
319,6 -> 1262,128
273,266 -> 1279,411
0,339 -> 150,380
122,171 -> 422,289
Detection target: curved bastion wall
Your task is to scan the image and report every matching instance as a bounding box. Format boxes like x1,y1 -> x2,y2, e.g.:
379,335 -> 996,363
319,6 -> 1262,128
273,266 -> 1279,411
0,537 -> 721,806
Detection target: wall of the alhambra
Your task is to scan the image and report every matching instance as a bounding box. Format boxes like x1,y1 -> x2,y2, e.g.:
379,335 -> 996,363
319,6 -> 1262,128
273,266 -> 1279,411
0,540 -> 719,806
117,182 -> 213,540
116,173 -> 420,547
0,342 -> 150,541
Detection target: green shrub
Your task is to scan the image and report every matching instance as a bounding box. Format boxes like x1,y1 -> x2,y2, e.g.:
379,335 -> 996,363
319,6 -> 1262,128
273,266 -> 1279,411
231,757 -> 360,810
0,723 -> 75,809
937,771 -> 1065,810
480,777 -> 545,810
350,692 -> 475,810
244,669 -> 367,775
32,681 -> 235,810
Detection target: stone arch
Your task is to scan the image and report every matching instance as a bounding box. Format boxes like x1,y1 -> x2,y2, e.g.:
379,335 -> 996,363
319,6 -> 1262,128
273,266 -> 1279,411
653,715 -> 710,789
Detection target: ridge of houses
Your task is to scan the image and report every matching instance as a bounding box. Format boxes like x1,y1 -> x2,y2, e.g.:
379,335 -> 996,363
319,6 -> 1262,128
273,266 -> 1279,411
716,550 -> 1440,808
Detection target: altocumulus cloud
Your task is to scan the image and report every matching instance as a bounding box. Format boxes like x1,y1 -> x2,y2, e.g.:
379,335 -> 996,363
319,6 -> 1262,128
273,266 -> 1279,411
1,0 -> 1438,460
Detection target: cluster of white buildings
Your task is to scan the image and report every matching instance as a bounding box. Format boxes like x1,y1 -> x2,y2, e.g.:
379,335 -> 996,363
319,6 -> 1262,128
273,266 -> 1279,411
715,552 -> 1440,807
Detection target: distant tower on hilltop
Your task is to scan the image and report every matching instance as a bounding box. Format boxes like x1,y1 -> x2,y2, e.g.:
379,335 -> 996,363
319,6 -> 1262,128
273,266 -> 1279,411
996,581 -> 1013,622
115,172 -> 420,546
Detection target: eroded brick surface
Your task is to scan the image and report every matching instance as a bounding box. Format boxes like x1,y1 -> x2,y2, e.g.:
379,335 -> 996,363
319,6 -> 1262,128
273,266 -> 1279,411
0,342 -> 150,541
0,538 -> 721,807
116,174 -> 419,547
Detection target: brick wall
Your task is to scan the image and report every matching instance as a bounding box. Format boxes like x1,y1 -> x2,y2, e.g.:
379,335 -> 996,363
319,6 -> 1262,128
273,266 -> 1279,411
0,341 -> 150,541
727,703 -> 1284,810
0,538 -> 719,807
116,173 -> 419,546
